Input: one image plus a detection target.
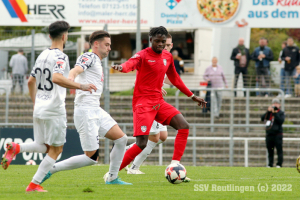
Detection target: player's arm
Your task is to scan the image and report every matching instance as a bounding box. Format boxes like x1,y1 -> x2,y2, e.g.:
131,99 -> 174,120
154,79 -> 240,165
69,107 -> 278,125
166,57 -> 206,107
164,76 -> 173,85
112,53 -> 142,73
53,57 -> 97,93
28,76 -> 36,105
69,65 -> 84,81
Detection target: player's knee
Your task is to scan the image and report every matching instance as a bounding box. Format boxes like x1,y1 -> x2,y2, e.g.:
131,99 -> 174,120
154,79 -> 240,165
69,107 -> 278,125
178,122 -> 189,130
136,140 -> 147,150
149,135 -> 159,143
90,149 -> 99,161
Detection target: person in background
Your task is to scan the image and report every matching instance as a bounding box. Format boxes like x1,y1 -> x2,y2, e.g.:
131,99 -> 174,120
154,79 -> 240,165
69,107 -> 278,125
251,38 -> 274,97
293,65 -> 300,97
82,41 -> 92,54
261,98 -> 285,168
230,38 -> 250,97
174,43 -> 187,59
203,57 -> 228,119
281,37 -> 300,98
278,41 -> 287,97
9,48 -> 28,94
172,50 -> 184,76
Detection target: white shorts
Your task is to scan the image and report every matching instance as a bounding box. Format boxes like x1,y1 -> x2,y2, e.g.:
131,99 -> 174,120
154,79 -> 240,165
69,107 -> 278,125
33,116 -> 67,147
74,106 -> 117,151
149,120 -> 168,135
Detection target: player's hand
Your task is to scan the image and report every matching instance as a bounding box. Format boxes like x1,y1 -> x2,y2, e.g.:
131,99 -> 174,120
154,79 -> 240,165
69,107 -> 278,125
80,84 -> 97,94
192,96 -> 207,108
111,65 -> 123,72
161,88 -> 167,96
261,54 -> 266,58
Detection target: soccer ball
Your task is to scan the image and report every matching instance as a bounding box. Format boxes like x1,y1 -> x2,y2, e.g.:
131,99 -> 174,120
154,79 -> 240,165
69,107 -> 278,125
25,160 -> 36,165
165,163 -> 186,184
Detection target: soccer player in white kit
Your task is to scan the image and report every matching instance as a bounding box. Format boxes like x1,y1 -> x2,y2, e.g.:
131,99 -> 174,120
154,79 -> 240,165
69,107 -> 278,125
40,30 -> 131,185
1,21 -> 97,192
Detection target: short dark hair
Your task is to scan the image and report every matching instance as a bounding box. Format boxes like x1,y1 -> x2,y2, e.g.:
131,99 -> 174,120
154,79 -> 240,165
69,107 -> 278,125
287,37 -> 294,40
89,30 -> 111,46
18,48 -> 23,53
167,33 -> 172,39
149,26 -> 168,37
49,21 -> 70,40
282,41 -> 287,46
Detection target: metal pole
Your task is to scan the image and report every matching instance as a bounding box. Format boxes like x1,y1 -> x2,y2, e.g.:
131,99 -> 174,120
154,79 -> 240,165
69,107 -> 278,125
229,89 -> 234,166
193,125 -> 196,166
159,143 -> 163,166
103,24 -> 110,164
5,90 -> 9,124
210,89 -> 214,132
136,0 -> 141,52
246,89 -> 249,133
175,90 -> 180,109
31,29 -> 35,71
244,139 -> 248,167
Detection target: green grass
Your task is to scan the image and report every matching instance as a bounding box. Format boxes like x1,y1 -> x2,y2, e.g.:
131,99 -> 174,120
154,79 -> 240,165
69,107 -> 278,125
0,165 -> 299,199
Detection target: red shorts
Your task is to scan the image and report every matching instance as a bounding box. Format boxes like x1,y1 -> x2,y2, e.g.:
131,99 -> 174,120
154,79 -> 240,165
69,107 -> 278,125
133,99 -> 180,137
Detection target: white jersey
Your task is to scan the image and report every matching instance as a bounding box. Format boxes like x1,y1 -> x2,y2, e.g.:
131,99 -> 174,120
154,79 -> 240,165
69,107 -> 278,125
74,52 -> 104,106
30,48 -> 70,119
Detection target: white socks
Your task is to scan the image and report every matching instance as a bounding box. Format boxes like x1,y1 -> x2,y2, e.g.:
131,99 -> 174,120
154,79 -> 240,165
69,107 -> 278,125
125,142 -> 136,151
157,139 -> 163,145
32,155 -> 55,184
20,142 -> 47,153
131,140 -> 157,170
108,135 -> 127,182
50,154 -> 97,174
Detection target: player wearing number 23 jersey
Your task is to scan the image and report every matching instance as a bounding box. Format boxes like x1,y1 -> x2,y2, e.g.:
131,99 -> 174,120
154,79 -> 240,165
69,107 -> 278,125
31,48 -> 70,119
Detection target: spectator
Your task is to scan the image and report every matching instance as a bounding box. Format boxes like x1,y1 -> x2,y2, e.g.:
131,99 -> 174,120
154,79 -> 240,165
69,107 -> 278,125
251,38 -> 274,97
281,37 -> 300,98
172,50 -> 184,75
293,65 -> 300,97
230,38 -> 250,97
9,48 -> 28,94
203,57 -> 228,119
174,43 -> 187,59
82,41 -> 91,54
278,41 -> 287,97
261,98 -> 285,168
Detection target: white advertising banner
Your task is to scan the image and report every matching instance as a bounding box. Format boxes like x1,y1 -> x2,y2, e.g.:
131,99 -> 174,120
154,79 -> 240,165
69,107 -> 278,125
1,0 -> 300,28
0,0 -> 154,27
155,0 -> 300,28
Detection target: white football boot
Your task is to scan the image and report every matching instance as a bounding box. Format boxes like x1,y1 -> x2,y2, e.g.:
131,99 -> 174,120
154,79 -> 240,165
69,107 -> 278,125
127,168 -> 145,174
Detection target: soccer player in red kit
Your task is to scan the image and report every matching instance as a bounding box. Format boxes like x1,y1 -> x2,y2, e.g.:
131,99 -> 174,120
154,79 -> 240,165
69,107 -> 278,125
111,26 -> 206,172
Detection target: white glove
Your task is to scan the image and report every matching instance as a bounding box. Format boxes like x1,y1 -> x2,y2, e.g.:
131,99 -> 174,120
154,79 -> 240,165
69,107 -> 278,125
111,65 -> 123,71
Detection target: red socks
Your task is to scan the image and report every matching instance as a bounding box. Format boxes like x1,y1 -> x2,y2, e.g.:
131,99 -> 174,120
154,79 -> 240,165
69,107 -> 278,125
172,129 -> 189,161
119,144 -> 142,171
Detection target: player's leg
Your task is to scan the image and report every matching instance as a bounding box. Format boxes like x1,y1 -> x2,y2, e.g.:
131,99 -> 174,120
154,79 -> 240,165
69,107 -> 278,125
103,124 -> 131,184
26,117 -> 67,192
128,129 -> 160,174
275,134 -> 283,168
118,107 -> 156,172
1,118 -> 49,169
42,107 -> 101,184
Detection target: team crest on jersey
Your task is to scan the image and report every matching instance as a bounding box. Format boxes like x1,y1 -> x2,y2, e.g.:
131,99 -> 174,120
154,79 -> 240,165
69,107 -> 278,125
141,126 -> 147,133
163,59 -> 167,66
81,57 -> 89,64
56,61 -> 64,68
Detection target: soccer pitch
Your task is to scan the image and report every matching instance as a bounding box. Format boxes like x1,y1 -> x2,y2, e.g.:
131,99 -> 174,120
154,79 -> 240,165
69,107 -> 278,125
0,165 -> 299,200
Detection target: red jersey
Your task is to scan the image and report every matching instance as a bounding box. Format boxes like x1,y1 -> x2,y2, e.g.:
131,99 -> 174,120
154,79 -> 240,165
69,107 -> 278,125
121,47 -> 193,107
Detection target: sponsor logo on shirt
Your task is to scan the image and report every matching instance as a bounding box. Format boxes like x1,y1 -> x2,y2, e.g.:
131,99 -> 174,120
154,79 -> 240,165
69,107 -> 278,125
81,57 -> 89,64
131,54 -> 140,59
163,59 -> 167,66
56,61 -> 64,68
141,126 -> 147,133
148,60 -> 156,62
